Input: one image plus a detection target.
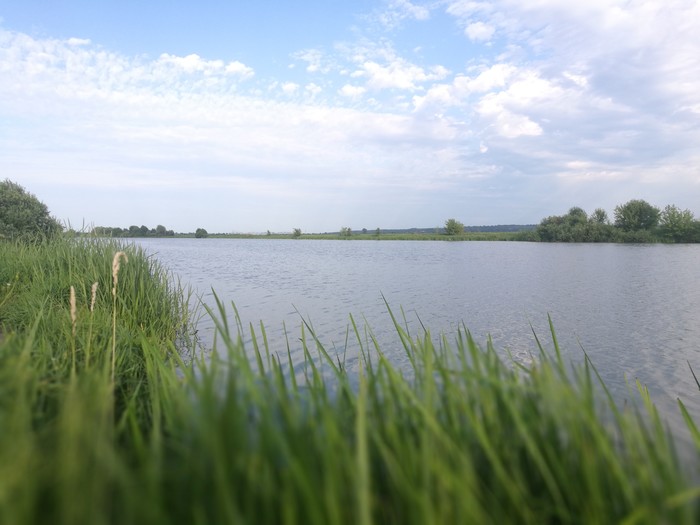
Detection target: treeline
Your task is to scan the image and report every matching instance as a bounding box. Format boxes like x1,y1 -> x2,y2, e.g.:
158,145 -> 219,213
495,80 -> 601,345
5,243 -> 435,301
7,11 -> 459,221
92,225 -> 175,237
524,199 -> 700,243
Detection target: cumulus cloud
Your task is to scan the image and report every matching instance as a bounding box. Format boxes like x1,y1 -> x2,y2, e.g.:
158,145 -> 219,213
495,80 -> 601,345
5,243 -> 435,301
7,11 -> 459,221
305,82 -> 322,96
282,82 -> 299,94
465,21 -> 495,41
339,84 -> 366,99
0,26 -> 466,208
291,48 -> 330,73
340,41 -> 450,93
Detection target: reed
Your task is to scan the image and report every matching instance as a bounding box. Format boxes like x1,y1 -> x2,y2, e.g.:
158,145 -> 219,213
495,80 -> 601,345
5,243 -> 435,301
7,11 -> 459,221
0,237 -> 699,524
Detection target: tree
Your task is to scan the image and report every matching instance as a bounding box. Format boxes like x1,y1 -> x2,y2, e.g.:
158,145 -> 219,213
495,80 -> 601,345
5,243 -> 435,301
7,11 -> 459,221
589,208 -> 609,224
0,179 -> 62,239
195,228 -> 208,238
444,218 -> 465,236
565,207 -> 588,226
659,205 -> 695,242
156,224 -> 167,236
536,207 -> 617,242
292,228 -> 302,238
614,199 -> 660,231
339,227 -> 352,238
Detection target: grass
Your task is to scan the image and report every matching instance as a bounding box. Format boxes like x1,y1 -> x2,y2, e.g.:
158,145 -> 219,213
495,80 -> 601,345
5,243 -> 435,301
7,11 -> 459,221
1,237 -> 699,523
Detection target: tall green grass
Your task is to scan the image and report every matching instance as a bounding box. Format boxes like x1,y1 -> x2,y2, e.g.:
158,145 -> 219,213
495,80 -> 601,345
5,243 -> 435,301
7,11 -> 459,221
1,238 -> 699,524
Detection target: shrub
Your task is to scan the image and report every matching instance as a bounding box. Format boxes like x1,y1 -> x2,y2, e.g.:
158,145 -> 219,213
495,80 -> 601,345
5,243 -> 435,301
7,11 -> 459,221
0,179 -> 62,240
444,218 -> 465,235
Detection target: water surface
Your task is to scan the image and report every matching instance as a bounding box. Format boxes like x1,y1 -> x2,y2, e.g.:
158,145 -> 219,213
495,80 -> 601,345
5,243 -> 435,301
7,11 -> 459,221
134,238 -> 700,434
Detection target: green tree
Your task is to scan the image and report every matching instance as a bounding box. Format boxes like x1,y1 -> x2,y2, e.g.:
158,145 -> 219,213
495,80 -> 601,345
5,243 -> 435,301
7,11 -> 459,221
0,179 -> 62,239
195,228 -> 208,238
614,199 -> 660,231
156,224 -> 167,236
339,226 -> 352,238
292,228 -> 302,238
589,208 -> 609,224
536,207 -> 616,242
565,207 -> 588,226
659,205 -> 695,242
444,218 -> 465,236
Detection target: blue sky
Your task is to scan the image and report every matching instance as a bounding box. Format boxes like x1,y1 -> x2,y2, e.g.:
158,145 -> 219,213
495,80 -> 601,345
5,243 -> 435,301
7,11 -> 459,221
1,0 -> 699,233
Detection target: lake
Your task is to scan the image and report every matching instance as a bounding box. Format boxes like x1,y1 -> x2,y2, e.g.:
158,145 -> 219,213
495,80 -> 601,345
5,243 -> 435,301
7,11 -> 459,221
133,238 -> 700,435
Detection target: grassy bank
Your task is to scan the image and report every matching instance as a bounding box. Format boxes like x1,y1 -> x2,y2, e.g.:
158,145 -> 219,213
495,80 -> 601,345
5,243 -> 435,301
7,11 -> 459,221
1,238 -> 699,523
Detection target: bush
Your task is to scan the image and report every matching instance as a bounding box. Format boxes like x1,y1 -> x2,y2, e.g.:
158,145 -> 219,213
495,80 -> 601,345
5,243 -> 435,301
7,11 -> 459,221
0,180 -> 62,240
444,218 -> 465,236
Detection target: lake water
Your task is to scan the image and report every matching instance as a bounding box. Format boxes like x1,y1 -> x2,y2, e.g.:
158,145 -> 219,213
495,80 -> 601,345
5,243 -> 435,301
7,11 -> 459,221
133,238 -> 700,436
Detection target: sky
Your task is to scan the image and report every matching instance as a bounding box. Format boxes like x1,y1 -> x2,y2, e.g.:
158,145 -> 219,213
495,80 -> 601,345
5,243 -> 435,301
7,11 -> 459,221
1,0 -> 699,233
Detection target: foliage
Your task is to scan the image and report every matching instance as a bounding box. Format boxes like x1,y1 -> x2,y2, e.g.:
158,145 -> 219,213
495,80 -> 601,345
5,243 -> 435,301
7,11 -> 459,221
659,205 -> 696,242
614,199 -> 660,232
339,226 -> 352,237
0,179 -> 62,240
589,208 -> 609,224
292,228 -> 302,238
92,225 -> 174,237
444,218 -> 465,235
195,228 -> 208,238
536,207 -> 617,242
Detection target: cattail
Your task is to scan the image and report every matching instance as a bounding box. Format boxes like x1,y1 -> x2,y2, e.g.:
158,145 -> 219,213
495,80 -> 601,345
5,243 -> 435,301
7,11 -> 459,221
90,282 -> 98,312
70,285 -> 77,337
112,251 -> 128,296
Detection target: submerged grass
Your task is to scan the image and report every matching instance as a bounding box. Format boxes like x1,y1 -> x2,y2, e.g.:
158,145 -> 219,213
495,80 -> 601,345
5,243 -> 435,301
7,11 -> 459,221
1,237 -> 699,523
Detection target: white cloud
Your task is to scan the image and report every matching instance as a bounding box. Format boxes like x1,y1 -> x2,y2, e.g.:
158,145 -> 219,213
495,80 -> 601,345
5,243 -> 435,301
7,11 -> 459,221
377,0 -> 431,29
339,84 -> 366,99
67,37 -> 91,46
291,48 -> 329,73
225,60 -> 255,79
465,21 -> 495,42
412,63 -> 516,111
348,48 -> 449,92
305,83 -> 322,96
282,82 -> 299,94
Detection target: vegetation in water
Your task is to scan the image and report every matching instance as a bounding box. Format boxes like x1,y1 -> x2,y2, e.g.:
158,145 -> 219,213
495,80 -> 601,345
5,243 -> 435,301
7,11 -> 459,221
1,236 -> 700,523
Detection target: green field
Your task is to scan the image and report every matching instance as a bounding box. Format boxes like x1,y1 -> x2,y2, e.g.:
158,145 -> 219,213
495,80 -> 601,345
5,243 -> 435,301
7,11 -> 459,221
1,237 -> 699,524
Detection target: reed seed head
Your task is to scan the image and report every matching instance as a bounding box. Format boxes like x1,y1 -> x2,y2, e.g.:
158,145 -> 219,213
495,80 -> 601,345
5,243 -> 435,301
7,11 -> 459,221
90,282 -> 98,312
70,285 -> 77,337
112,251 -> 128,296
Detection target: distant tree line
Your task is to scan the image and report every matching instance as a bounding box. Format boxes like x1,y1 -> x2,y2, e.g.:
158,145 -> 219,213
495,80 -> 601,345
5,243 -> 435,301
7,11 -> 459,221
92,225 -> 175,237
528,200 -> 700,243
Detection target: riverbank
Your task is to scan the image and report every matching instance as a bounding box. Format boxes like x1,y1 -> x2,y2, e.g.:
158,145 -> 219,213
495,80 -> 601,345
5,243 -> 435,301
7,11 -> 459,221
1,238 -> 699,523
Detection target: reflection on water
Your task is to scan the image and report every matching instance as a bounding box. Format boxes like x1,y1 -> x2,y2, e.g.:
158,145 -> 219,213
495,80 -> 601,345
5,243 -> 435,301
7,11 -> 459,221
133,238 -> 700,438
